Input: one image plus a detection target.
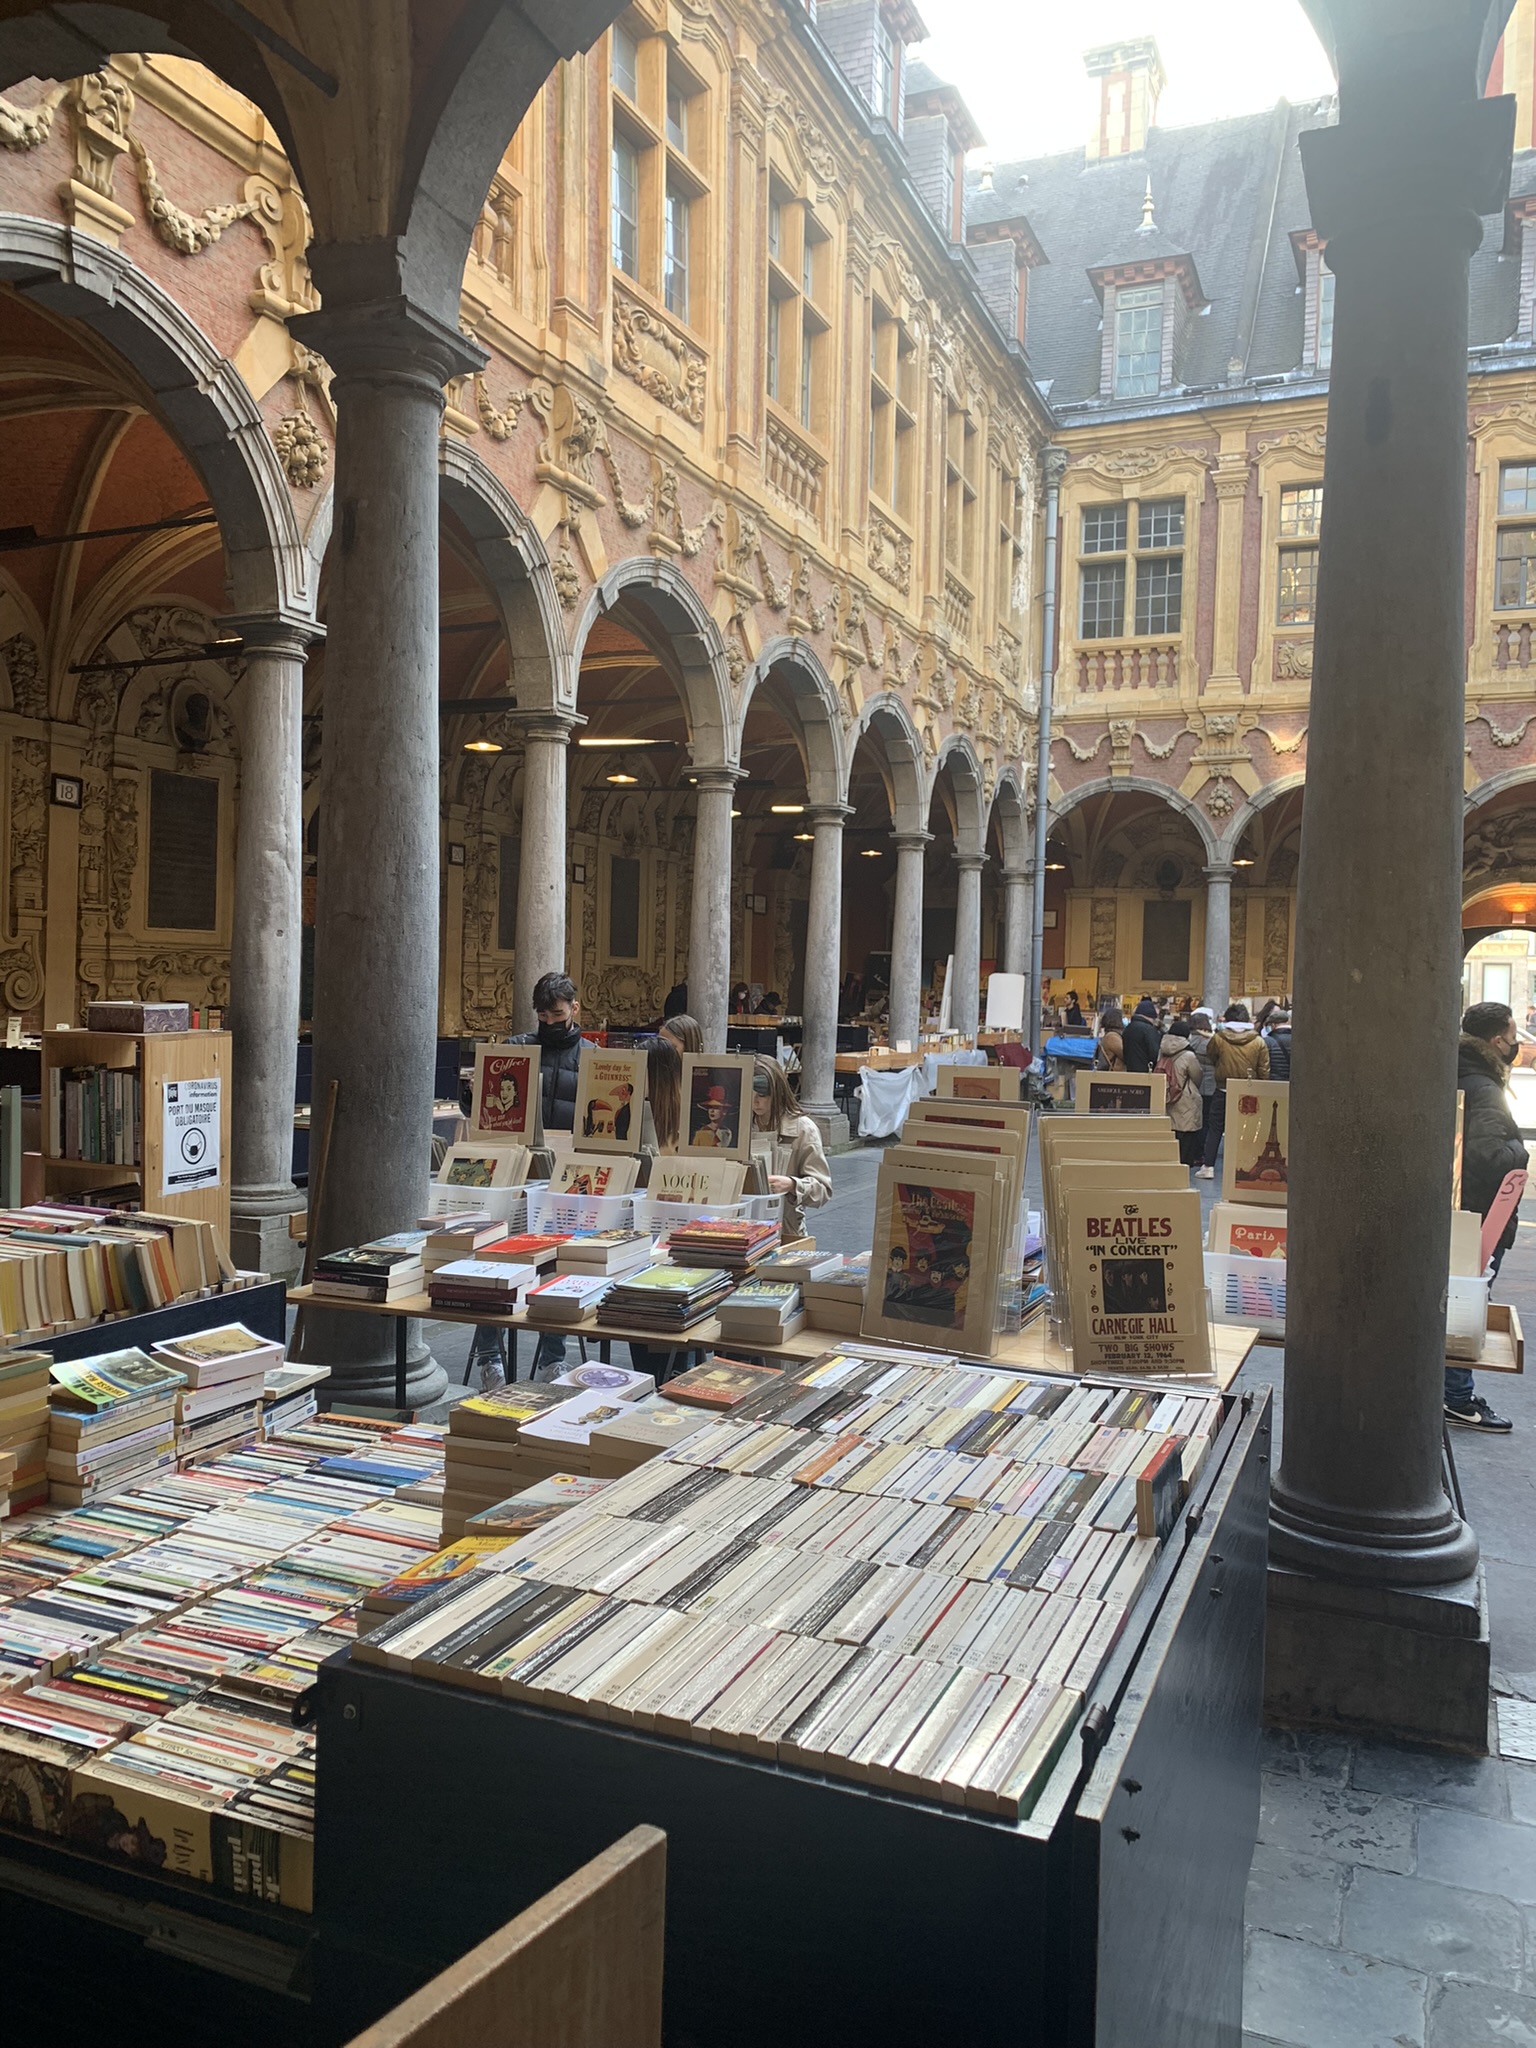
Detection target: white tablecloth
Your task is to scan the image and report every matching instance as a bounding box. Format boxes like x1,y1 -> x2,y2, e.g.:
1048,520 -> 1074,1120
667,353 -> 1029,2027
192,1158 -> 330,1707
856,1049 -> 989,1139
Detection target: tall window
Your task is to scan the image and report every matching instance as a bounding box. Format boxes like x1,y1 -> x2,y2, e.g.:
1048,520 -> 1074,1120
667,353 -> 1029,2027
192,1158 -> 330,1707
1277,483 -> 1323,626
944,403 -> 980,580
996,465 -> 1026,627
868,301 -> 916,520
871,17 -> 896,122
611,135 -> 639,278
1316,263 -> 1335,371
766,296 -> 782,402
1113,283 -> 1163,399
1078,497 -> 1185,638
765,185 -> 830,439
664,178 -> 689,319
612,21 -> 639,101
1497,463 -> 1536,610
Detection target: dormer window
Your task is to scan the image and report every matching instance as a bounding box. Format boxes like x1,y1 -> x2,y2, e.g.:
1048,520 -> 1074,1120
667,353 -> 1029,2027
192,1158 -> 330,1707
1114,284 -> 1163,398
872,18 -> 896,121
1317,263 -> 1335,370
1291,231 -> 1334,375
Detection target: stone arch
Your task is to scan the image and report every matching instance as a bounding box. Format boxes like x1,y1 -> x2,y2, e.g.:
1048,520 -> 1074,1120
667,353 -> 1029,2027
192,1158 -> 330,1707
989,769 -> 1028,869
1050,774 -> 1220,861
849,691 -> 926,834
437,438 -> 568,708
571,558 -> 733,768
1462,770 -> 1536,915
1218,772 -> 1307,862
935,734 -> 988,859
739,635 -> 845,807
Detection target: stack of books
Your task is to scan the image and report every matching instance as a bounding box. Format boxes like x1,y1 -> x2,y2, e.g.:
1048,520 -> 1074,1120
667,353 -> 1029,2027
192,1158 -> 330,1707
516,1390 -> 646,1480
426,1258 -> 534,1316
554,1229 -> 654,1278
715,1279 -> 804,1347
662,1217 -> 781,1274
464,1473 -> 610,1536
152,1324 -> 284,1469
0,1206 -> 237,1346
420,1215 -> 504,1278
553,1362 -> 655,1401
359,1534 -> 514,1626
260,1363 -> 329,1436
0,1349 -> 50,1511
310,1234 -> 427,1305
802,1252 -> 871,1334
753,1243 -> 843,1284
594,1265 -> 735,1336
478,1232 -> 564,1277
440,1385 -> 583,1538
586,1394 -> 715,1477
523,1272 -> 611,1328
657,1358 -> 785,1412
46,1351 -> 186,1505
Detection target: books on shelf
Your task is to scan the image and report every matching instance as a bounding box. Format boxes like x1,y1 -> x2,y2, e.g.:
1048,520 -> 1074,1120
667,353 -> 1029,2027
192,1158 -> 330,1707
48,1063 -> 143,1165
426,1259 -> 535,1315
663,1218 -> 781,1273
594,1264 -> 735,1335
310,1239 -> 426,1304
0,1349 -> 51,1512
523,1274 -> 612,1326
716,1280 -> 804,1345
553,1229 -> 653,1277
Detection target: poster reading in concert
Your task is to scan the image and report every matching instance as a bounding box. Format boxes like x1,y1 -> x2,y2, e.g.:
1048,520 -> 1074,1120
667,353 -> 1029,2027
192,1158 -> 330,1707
574,1046 -> 647,1154
470,1044 -> 540,1142
866,1159 -> 1000,1356
1222,1079 -> 1289,1207
679,1053 -> 755,1162
1064,1187 -> 1210,1378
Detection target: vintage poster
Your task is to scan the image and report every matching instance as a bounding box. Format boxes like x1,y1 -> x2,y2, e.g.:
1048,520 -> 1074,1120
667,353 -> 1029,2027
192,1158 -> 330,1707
1207,1202 -> 1288,1260
865,1153 -> 1001,1357
646,1157 -> 748,1205
937,1064 -> 1023,1103
1221,1079 -> 1289,1207
436,1144 -> 525,1190
573,1046 -> 647,1155
551,1154 -> 640,1198
470,1044 -> 540,1143
679,1053 -> 755,1162
1073,1071 -> 1168,1117
1064,1187 -> 1211,1378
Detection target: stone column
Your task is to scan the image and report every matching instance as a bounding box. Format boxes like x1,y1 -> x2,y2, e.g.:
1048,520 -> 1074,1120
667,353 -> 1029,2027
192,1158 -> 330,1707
292,299 -> 483,1408
690,769 -> 737,1052
226,616 -> 313,1282
1204,442 -> 1253,701
511,710 -> 577,1028
1203,863 -> 1232,1015
800,804 -> 850,1143
1002,863 -> 1032,980
889,831 -> 929,1047
953,855 -> 984,1039
1269,76 -> 1514,1614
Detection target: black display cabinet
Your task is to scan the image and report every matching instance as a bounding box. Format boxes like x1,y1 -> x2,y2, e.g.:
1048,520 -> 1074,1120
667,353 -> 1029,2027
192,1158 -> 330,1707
310,1390 -> 1270,2048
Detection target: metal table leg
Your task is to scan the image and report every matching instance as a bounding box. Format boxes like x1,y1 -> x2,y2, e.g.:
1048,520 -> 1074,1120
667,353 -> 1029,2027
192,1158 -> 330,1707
395,1317 -> 408,1412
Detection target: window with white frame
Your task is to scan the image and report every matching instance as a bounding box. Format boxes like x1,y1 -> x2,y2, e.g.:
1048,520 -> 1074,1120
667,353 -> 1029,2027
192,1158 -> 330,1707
869,299 -> 917,521
871,17 -> 896,122
1496,463 -> 1536,610
1078,496 -> 1185,638
611,134 -> 639,278
765,182 -> 830,437
1113,284 -> 1163,399
1277,483 -> 1322,626
608,24 -> 707,331
1316,263 -> 1335,371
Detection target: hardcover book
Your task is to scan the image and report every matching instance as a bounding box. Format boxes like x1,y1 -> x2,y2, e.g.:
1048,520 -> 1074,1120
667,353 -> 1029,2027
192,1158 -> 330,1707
659,1358 -> 784,1409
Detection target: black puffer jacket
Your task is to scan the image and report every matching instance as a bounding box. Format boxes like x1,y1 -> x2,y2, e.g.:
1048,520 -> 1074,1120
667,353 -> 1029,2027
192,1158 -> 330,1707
1459,1033 -> 1529,1250
509,1027 -> 584,1133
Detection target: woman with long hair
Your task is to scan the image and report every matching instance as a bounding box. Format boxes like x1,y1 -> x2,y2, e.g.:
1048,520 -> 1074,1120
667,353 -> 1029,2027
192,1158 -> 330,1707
751,1055 -> 832,1242
659,1012 -> 703,1056
646,1035 -> 682,1152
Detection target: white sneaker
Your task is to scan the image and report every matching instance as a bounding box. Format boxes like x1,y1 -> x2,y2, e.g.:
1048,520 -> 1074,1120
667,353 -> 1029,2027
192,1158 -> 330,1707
1196,1165 -> 1214,1180
475,1352 -> 507,1394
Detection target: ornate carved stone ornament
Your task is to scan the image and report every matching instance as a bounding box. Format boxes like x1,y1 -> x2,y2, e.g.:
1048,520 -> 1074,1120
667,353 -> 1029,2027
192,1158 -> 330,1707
866,512 -> 912,594
1,633 -> 45,718
1059,727 -> 1107,763
0,84 -> 66,149
474,371 -> 551,444
788,555 -> 827,636
129,132 -> 264,253
1471,403 -> 1536,442
1186,709 -> 1257,766
11,735 -> 46,917
1274,639 -> 1313,679
273,410 -> 327,488
552,547 -> 582,611
1070,443 -> 1214,482
1471,708 -> 1536,749
1256,424 -> 1326,459
0,940 -> 42,1012
1256,724 -> 1308,755
107,777 -> 138,931
1138,725 -> 1180,760
612,286 -> 706,424
1107,718 -> 1135,768
1203,777 -> 1235,819
69,69 -> 133,200
1464,811 -> 1536,885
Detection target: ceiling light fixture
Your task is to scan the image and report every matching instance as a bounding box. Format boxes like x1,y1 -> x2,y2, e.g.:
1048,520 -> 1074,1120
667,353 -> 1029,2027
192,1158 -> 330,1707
770,802 -> 805,814
1232,856 -> 1256,867
463,737 -> 503,753
793,831 -> 814,842
1044,860 -> 1066,871
861,847 -> 883,858
576,736 -> 667,748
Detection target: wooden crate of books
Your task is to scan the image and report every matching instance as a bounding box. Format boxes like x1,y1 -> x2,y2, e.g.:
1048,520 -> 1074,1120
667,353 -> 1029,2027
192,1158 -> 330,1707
42,1029 -> 230,1248
312,1383 -> 1271,2048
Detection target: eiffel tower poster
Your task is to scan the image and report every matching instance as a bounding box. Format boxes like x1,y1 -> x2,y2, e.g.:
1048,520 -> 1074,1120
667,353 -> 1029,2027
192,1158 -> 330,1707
1224,1080 -> 1290,1207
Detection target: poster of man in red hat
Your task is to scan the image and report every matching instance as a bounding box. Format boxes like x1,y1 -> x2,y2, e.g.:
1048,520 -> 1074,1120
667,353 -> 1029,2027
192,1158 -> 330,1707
679,1053 -> 755,1162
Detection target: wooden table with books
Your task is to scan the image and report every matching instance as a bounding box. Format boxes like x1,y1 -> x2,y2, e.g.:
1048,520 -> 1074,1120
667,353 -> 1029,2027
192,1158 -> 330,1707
284,1285 -> 1259,1404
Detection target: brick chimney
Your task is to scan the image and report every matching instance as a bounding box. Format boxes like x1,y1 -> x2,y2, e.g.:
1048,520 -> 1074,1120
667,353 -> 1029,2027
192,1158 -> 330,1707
1084,37 -> 1165,162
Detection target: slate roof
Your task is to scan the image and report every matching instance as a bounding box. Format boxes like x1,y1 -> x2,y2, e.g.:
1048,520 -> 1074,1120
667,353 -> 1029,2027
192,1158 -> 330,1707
968,102 -> 1534,413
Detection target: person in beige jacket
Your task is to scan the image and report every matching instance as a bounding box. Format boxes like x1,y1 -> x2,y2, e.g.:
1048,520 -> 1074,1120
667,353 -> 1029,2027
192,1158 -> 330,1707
752,1056 -> 833,1242
1157,1020 -> 1206,1168
1199,1003 -> 1271,1178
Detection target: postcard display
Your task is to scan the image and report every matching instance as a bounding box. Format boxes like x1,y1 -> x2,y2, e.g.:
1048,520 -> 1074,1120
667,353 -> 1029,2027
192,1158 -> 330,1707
313,1361 -> 1272,2048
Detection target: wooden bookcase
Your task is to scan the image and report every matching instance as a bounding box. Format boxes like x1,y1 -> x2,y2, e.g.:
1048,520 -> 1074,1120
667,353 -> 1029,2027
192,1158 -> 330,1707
41,1028 -> 231,1248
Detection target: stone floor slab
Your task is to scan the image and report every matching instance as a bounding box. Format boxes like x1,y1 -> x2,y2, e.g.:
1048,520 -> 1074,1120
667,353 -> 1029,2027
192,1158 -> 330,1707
1341,1867 -> 1523,1988
1509,1763 -> 1536,1828
1351,1738 -> 1510,1819
1243,1931 -> 1426,2048
1258,1773 -> 1418,1874
1416,1807 -> 1536,1906
1426,1978 -> 1536,2046
1263,1726 -> 1355,1785
1245,1842 -> 1347,1946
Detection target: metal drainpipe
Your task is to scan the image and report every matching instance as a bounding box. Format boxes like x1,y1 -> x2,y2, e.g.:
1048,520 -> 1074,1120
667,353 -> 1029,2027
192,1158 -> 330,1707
1028,448 -> 1065,1053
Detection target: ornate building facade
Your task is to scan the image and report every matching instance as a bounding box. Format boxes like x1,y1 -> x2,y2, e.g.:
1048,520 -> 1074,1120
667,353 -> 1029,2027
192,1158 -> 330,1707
978,15 -> 1536,1006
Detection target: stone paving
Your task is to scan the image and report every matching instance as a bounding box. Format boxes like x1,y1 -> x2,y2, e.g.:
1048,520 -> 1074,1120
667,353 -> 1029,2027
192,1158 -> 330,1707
416,1136 -> 1536,2044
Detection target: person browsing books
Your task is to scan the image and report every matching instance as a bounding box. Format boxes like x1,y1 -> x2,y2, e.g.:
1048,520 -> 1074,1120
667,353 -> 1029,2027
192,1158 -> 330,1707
507,971 -> 585,1133
1122,999 -> 1162,1072
751,1055 -> 832,1242
659,1012 -> 703,1056
1447,1002 -> 1523,1432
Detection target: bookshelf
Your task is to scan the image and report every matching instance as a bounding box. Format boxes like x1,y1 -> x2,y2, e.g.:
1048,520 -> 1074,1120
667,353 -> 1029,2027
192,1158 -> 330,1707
41,1028 -> 231,1249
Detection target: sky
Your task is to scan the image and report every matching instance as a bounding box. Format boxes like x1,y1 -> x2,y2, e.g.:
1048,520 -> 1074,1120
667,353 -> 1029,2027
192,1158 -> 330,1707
913,0 -> 1337,163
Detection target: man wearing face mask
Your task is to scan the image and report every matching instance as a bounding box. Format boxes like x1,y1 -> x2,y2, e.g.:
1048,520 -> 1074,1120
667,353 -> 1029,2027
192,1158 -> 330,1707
1448,1001 -> 1525,1431
512,972 -> 585,1133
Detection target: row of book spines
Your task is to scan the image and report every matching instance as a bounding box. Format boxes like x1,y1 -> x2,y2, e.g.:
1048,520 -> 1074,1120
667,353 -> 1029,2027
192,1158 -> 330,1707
48,1066 -> 142,1165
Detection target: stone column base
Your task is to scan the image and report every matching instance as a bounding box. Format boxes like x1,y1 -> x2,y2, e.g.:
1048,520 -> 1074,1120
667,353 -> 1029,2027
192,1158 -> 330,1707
797,1100 -> 850,1149
230,1191 -> 307,1285
295,1306 -> 445,1412
1265,1561 -> 1491,1754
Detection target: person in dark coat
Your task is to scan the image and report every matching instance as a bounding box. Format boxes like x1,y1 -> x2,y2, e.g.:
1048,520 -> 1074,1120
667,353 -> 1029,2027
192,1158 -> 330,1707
1263,1009 -> 1292,1081
1448,1002 -> 1524,1430
509,971 -> 584,1133
1122,998 -> 1162,1073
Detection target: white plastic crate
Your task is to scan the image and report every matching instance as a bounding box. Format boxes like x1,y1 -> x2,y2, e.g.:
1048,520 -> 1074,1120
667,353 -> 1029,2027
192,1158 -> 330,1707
527,1185 -> 641,1236
1446,1272 -> 1490,1360
423,1180 -> 541,1227
1204,1251 -> 1287,1340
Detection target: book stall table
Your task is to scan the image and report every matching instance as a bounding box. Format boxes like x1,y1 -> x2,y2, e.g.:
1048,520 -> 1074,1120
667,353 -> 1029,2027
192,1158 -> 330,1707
284,1285 -> 1259,1402
42,1277 -> 286,1364
309,1379 -> 1272,2048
